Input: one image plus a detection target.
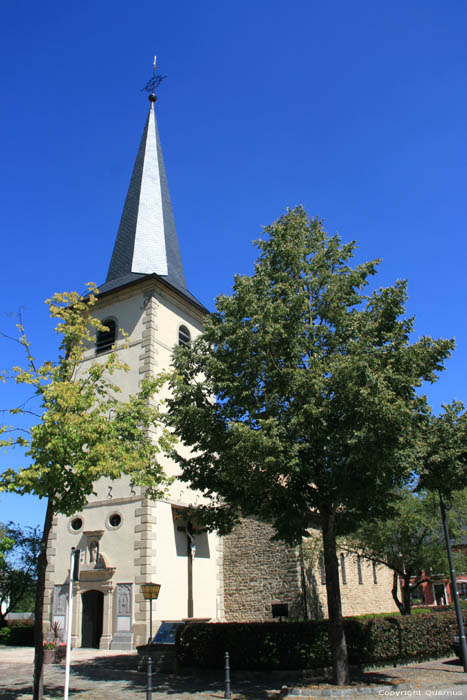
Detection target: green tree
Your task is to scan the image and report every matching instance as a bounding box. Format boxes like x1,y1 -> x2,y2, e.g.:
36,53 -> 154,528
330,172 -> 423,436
167,207 -> 453,685
0,286 -> 172,700
419,401 -> 467,669
419,401 -> 467,497
0,522 -> 41,625
343,488 -> 467,615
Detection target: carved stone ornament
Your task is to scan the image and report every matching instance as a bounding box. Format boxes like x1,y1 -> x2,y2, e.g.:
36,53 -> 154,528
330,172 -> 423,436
79,567 -> 116,582
83,530 -> 104,539
53,585 -> 68,614
116,583 -> 132,617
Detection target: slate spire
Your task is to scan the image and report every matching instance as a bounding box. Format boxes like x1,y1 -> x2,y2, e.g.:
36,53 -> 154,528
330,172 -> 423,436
100,94 -> 190,299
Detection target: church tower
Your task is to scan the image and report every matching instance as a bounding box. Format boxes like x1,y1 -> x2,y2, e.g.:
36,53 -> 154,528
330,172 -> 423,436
44,83 -> 223,650
44,73 -> 399,649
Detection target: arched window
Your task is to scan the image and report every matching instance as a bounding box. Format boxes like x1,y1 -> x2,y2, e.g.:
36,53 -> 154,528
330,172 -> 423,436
319,552 -> 326,585
178,325 -> 191,347
357,555 -> 363,584
96,319 -> 116,354
340,554 -> 347,585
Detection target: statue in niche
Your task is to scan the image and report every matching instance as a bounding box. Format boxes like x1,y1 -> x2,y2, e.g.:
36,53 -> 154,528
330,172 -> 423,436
89,540 -> 99,564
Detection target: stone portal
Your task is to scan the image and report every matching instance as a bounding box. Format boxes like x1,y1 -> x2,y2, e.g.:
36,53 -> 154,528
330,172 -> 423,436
81,590 -> 104,648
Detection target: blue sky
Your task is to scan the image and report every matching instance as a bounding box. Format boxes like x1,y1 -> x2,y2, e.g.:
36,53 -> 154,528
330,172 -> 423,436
1,0 -> 466,529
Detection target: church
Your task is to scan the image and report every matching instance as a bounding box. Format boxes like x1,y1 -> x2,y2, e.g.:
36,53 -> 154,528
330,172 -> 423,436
44,84 -> 397,650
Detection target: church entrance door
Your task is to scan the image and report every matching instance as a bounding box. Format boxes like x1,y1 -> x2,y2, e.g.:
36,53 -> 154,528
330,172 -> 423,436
81,590 -> 104,648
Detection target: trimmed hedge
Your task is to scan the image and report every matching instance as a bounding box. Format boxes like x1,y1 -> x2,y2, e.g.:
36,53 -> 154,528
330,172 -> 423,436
0,624 -> 35,646
9,625 -> 35,646
0,627 -> 11,645
177,612 -> 465,670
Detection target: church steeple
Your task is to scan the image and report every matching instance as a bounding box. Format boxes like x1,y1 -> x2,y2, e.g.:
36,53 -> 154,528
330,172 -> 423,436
99,76 -> 200,306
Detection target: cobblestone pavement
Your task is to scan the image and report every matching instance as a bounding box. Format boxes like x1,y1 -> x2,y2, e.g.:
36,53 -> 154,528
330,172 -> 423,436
0,648 -> 465,700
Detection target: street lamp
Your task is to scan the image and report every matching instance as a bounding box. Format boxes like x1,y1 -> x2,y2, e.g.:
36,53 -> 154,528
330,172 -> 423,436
439,494 -> 467,672
141,582 -> 161,700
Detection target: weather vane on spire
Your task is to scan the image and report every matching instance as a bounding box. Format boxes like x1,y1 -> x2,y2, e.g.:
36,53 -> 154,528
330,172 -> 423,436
141,55 -> 166,100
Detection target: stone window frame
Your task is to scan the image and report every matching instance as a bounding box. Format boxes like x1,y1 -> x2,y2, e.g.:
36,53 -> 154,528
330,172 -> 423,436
372,561 -> 378,584
458,581 -> 467,600
106,510 -> 123,531
96,317 -> 117,355
178,324 -> 191,347
68,515 -> 84,534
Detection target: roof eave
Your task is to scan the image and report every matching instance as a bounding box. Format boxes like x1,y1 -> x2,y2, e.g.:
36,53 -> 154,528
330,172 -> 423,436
97,273 -> 210,315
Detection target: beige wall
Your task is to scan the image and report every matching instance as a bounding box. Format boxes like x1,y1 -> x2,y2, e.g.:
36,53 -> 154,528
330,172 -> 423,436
45,279 -> 221,649
152,501 -> 219,622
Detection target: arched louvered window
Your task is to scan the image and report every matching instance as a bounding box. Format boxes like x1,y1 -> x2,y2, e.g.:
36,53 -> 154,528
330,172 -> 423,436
178,325 -> 191,347
96,319 -> 116,354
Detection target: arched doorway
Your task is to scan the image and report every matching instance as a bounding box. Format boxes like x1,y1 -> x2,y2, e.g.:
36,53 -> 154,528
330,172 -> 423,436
81,590 -> 104,648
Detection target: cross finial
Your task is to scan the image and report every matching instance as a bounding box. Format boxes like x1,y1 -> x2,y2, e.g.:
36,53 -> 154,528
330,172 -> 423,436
141,56 -> 166,101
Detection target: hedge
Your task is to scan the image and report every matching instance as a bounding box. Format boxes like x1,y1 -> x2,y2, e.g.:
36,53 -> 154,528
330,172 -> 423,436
177,612 -> 465,670
0,624 -> 35,646
0,627 -> 11,645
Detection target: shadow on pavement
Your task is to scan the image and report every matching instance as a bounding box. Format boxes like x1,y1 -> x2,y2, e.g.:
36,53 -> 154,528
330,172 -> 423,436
4,654 -> 463,700
443,657 -> 463,667
63,654 -> 278,698
0,654 -> 279,699
65,655 -> 405,697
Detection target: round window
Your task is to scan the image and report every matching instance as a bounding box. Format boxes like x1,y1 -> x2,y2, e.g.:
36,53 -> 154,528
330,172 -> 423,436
109,513 -> 121,528
71,517 -> 83,531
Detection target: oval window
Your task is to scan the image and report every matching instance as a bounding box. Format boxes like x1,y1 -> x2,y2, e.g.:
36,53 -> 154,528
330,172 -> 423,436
109,513 -> 121,528
71,517 -> 83,531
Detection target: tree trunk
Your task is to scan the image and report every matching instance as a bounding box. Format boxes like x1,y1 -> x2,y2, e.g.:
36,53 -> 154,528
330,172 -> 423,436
33,498 -> 54,700
401,574 -> 412,615
321,511 -> 349,685
391,570 -> 403,614
299,544 -> 309,620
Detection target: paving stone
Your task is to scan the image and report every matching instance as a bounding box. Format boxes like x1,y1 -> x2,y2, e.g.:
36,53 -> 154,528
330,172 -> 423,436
0,649 -> 465,700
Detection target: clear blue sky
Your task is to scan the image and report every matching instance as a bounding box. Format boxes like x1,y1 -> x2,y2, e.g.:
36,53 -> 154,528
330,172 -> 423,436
1,0 -> 466,529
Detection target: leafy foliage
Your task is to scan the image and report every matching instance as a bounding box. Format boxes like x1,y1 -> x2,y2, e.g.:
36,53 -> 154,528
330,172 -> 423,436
343,488 -> 467,614
167,207 -> 453,542
0,285 -> 172,699
0,287 -> 172,513
0,522 -> 41,625
419,401 -> 467,498
0,627 -> 11,644
167,207 -> 453,683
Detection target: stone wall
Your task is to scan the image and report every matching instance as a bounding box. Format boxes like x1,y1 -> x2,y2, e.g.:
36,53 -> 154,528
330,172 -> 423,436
223,519 -> 398,621
223,518 -> 304,621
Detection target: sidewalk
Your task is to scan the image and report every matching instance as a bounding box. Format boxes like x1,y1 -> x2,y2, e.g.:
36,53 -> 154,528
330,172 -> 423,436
0,647 -> 465,699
